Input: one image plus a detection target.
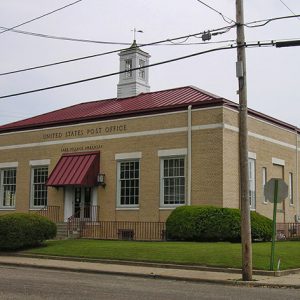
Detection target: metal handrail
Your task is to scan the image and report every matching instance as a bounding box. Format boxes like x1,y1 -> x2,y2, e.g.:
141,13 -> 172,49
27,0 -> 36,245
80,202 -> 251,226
33,205 -> 60,223
276,222 -> 300,239
77,220 -> 166,241
67,205 -> 99,237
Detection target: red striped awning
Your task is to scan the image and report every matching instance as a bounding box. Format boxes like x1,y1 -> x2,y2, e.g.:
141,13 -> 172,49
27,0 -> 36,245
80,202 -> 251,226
47,152 -> 100,187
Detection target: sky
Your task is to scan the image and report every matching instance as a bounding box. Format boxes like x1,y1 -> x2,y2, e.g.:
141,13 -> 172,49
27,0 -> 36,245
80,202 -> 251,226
0,0 -> 299,127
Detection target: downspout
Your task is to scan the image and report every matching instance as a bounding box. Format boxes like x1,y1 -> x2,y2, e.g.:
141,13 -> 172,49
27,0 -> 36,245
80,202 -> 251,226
187,105 -> 192,206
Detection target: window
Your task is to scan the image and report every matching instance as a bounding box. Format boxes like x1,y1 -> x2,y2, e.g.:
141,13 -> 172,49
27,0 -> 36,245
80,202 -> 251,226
262,167 -> 267,204
117,160 -> 139,207
0,168 -> 16,208
125,59 -> 132,77
289,172 -> 293,205
161,157 -> 185,206
31,166 -> 48,208
138,59 -> 145,78
248,158 -> 256,210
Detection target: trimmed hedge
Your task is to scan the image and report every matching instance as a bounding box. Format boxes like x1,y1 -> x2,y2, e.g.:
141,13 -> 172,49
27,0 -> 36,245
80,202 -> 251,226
0,213 -> 57,250
166,206 -> 272,242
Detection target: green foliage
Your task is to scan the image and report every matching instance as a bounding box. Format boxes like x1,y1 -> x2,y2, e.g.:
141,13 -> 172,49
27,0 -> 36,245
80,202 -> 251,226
251,210 -> 273,241
166,206 -> 272,242
0,213 -> 57,250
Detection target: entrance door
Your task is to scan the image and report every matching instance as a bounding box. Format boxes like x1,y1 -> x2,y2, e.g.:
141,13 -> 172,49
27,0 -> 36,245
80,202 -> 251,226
64,186 -> 97,222
74,187 -> 92,219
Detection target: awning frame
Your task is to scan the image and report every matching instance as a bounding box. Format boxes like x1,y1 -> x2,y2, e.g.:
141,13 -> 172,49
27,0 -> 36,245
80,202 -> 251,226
47,151 -> 100,187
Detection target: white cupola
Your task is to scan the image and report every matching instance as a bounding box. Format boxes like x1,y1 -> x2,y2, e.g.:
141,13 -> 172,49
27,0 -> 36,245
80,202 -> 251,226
117,40 -> 150,98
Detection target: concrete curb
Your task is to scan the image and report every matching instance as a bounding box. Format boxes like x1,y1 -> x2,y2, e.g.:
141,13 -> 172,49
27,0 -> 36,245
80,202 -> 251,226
0,254 -> 299,289
1,260 -> 300,289
9,252 -> 300,277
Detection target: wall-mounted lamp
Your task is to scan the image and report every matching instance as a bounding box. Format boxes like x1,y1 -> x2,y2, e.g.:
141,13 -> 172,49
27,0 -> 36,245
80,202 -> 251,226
97,173 -> 106,187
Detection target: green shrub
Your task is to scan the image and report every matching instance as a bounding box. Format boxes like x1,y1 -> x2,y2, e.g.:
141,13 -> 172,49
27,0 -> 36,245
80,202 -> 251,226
166,206 -> 272,242
251,211 -> 273,241
0,213 -> 57,250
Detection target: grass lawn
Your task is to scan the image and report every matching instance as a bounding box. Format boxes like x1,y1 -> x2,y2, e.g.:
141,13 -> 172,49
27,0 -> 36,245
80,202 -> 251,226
24,239 -> 300,271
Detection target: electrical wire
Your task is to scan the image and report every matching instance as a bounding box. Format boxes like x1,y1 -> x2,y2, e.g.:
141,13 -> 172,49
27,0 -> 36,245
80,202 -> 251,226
166,39 -> 235,46
0,26 -> 132,45
0,0 -> 83,35
0,23 -> 234,45
2,12 -> 298,46
195,0 -> 235,24
1,13 -> 299,78
0,45 -> 238,99
0,25 -> 236,76
0,41 -> 279,100
0,48 -> 122,77
245,14 -> 300,28
279,0 -> 300,21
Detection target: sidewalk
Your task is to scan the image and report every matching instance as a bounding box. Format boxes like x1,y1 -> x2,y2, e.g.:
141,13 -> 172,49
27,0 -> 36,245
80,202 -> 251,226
0,255 -> 300,288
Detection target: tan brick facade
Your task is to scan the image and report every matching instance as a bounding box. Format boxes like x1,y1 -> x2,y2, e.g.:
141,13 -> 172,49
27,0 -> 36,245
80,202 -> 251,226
0,106 -> 299,224
223,107 -> 299,223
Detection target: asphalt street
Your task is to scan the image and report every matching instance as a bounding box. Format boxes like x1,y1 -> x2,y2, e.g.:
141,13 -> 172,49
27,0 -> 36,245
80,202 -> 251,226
0,265 -> 299,300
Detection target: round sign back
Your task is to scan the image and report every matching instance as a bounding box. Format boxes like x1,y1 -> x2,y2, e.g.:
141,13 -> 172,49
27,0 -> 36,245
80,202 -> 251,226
264,178 -> 288,203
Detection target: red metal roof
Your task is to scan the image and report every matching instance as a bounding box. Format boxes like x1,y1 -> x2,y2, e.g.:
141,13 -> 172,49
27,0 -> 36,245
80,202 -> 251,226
0,86 -> 223,133
1,85 -> 297,133
47,152 -> 100,187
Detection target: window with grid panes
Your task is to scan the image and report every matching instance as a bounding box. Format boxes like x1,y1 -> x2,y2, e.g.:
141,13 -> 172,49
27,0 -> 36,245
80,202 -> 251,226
289,172 -> 294,205
125,59 -> 132,78
0,168 -> 16,208
31,166 -> 48,207
262,167 -> 267,204
161,157 -> 185,205
138,59 -> 145,78
118,160 -> 139,206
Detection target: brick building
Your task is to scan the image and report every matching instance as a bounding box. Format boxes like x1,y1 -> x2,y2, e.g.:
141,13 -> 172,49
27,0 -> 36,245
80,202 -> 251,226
0,42 -> 299,234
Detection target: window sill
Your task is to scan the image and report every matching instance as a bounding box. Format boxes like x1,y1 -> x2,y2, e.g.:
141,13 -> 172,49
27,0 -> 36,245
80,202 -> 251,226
0,208 -> 16,211
29,207 -> 45,211
116,207 -> 139,211
159,206 -> 183,210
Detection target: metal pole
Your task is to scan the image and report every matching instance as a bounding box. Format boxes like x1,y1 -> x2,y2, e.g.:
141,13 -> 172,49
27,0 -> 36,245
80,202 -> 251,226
236,0 -> 253,281
270,179 -> 279,271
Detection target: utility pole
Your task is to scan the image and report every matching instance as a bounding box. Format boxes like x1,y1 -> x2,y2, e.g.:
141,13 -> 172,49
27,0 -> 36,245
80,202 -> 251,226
236,0 -> 252,281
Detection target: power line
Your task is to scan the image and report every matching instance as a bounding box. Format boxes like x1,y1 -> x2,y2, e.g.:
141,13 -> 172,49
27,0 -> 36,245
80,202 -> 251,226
0,0 -> 83,35
1,13 -> 299,78
2,12 -> 298,47
0,41 -> 279,100
0,48 -> 122,77
2,13 -> 299,47
0,25 -> 235,76
165,39 -> 236,46
0,39 -> 236,77
0,25 -> 233,46
0,45 -> 239,99
0,26 -> 132,45
0,24 -> 233,45
279,0 -> 300,21
195,0 -> 236,24
245,14 -> 300,28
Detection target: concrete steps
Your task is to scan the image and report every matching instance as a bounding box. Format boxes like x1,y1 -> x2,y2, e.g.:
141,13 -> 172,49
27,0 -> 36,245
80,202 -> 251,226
55,222 -> 68,240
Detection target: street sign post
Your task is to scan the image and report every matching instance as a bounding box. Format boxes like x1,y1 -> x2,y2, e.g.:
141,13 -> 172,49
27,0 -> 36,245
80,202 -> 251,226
264,178 -> 288,271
